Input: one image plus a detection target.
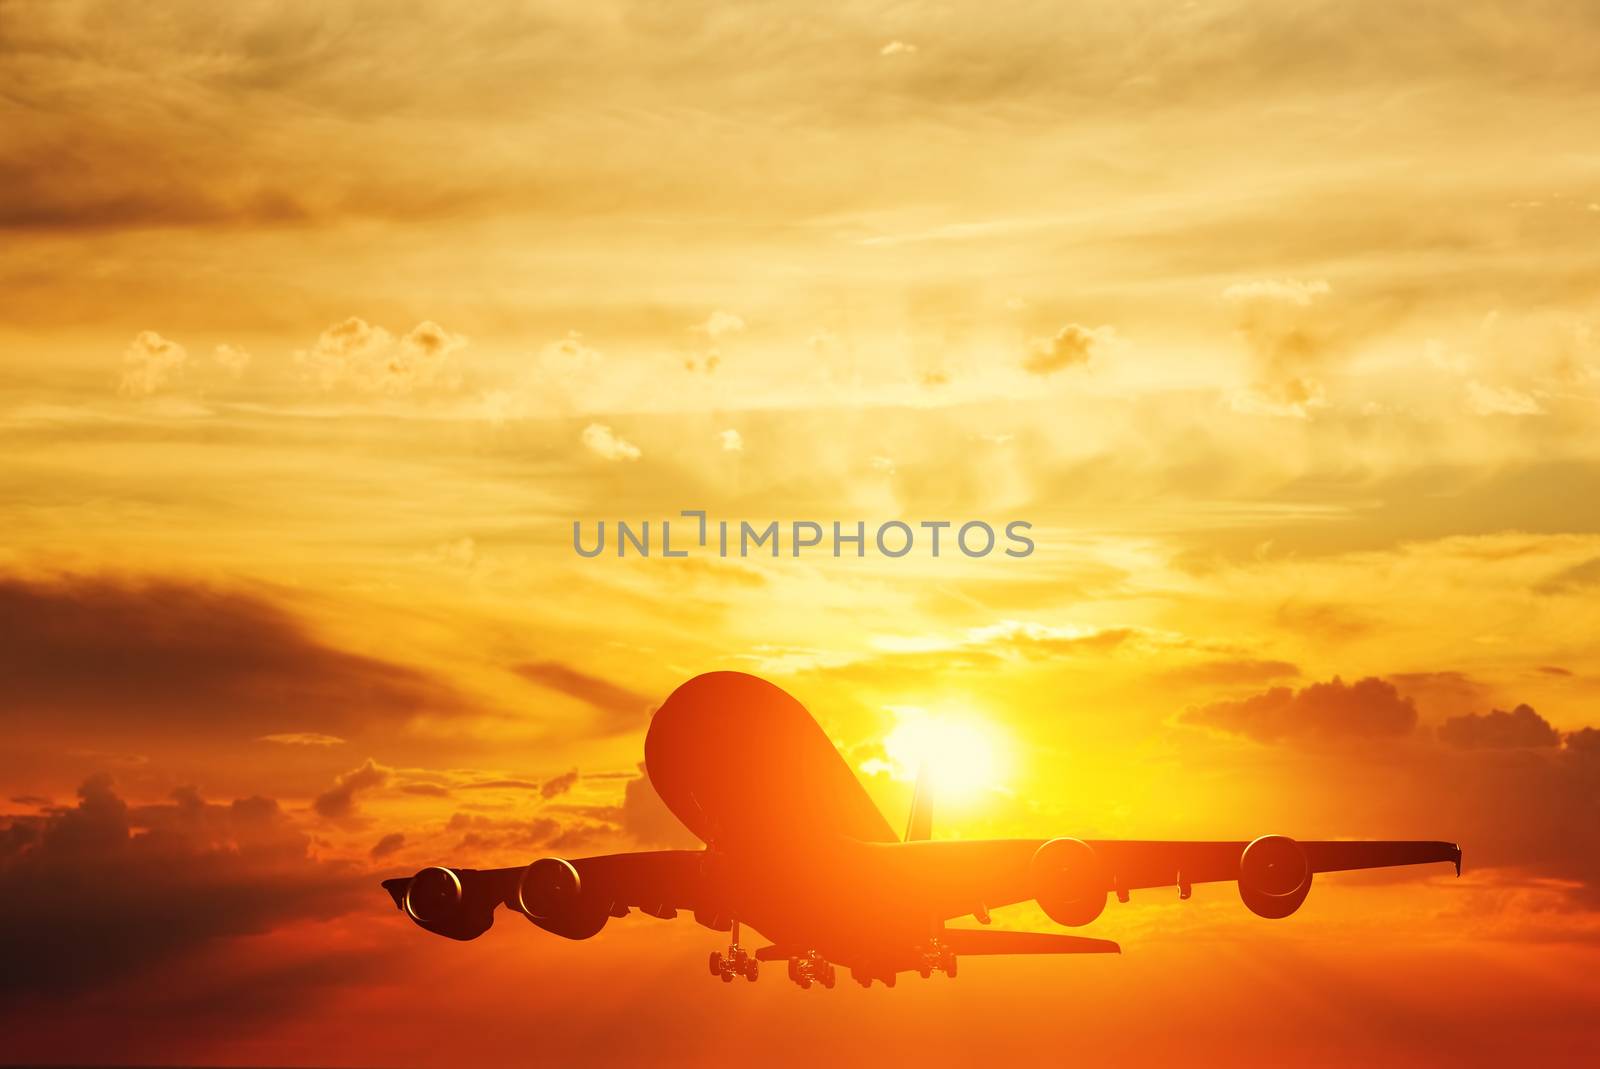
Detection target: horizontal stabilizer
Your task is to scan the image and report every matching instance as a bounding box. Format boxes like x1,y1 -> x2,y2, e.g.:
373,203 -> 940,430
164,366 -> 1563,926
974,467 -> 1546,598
943,928 -> 1120,956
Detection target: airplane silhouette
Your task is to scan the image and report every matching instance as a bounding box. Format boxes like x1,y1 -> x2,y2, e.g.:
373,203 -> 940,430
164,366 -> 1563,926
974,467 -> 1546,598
383,671 -> 1461,989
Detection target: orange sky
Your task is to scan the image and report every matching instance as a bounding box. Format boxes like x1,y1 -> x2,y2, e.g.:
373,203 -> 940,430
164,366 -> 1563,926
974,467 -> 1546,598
3,1 -> 1600,1064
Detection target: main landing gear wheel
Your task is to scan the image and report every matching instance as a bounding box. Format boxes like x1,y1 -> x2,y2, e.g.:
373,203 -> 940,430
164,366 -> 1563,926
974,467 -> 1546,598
709,919 -> 759,984
788,951 -> 834,990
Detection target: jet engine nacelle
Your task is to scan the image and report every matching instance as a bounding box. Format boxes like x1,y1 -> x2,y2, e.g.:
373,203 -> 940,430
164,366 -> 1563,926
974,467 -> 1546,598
1030,837 -> 1109,927
1238,835 -> 1312,919
399,866 -> 494,941
518,857 -> 608,940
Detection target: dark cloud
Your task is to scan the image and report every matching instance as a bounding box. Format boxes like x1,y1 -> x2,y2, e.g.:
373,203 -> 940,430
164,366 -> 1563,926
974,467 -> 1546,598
540,770 -> 579,799
0,571 -> 472,743
447,812 -> 564,854
312,759 -> 389,821
369,832 -> 405,859
1439,705 -> 1562,749
0,775 -> 362,998
1390,670 -> 1496,723
1181,677 -> 1600,904
1535,556 -> 1600,595
397,782 -> 451,797
1183,675 -> 1417,744
1538,666 -> 1574,677
620,767 -> 699,849
1565,727 -> 1600,755
513,661 -> 654,734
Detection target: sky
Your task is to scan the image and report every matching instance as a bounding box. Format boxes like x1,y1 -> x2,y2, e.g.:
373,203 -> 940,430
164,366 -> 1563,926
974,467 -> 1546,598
3,0 -> 1600,1064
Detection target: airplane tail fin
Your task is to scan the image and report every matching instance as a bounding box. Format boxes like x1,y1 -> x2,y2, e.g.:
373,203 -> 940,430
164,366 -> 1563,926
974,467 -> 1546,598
904,763 -> 933,841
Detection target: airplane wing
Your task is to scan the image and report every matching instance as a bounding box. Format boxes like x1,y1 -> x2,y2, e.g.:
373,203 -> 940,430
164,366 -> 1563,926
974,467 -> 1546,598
381,849 -> 709,941
1087,839 -> 1463,891
856,837 -> 1461,924
941,928 -> 1119,956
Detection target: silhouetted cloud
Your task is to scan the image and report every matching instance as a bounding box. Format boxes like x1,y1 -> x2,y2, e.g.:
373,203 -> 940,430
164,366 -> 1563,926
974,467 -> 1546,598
0,775 -> 362,998
369,832 -> 406,859
0,571 -> 471,743
514,661 -> 653,733
1183,675 -> 1417,744
540,770 -> 579,799
313,759 -> 390,821
1535,556 -> 1600,595
446,812 -> 565,854
1439,704 -> 1561,749
620,767 -> 698,849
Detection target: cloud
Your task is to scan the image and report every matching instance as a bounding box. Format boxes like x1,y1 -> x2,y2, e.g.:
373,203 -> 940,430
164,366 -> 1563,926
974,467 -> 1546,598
580,423 -> 641,461
1221,279 -> 1330,307
719,428 -> 743,452
1183,675 -> 1417,744
258,733 -> 346,747
0,775 -> 361,998
1439,704 -> 1561,749
514,661 -> 653,734
213,343 -> 252,378
1022,324 -> 1105,375
697,310 -> 745,339
1222,278 -> 1335,415
118,331 -> 187,396
295,317 -> 467,395
1534,556 -> 1600,595
620,768 -> 699,849
369,832 -> 406,859
1466,381 -> 1542,416
1161,658 -> 1301,687
312,759 -> 390,821
880,41 -> 918,56
445,811 -> 568,855
965,620 -> 1137,656
0,571 -> 471,742
540,770 -> 580,799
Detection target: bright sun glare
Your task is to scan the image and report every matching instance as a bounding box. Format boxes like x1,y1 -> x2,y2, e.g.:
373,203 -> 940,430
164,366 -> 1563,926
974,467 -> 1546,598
875,705 -> 1009,806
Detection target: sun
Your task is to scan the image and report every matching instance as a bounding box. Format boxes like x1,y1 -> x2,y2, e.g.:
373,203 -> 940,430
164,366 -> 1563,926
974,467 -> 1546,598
877,705 -> 1010,806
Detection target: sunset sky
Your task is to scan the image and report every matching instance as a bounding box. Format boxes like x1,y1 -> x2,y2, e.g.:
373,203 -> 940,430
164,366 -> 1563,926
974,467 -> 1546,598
3,1 -> 1600,1064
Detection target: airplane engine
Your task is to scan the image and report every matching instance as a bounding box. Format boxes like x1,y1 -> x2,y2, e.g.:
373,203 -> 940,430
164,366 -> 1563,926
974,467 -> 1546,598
1029,837 -> 1109,927
518,857 -> 608,940
1238,835 -> 1312,919
399,866 -> 494,941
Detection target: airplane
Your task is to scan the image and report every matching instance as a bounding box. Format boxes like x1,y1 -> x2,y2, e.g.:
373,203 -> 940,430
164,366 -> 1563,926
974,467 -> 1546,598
383,671 -> 1462,989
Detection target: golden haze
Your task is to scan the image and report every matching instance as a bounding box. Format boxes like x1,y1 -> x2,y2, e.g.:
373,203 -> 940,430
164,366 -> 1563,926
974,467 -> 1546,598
3,1 -> 1600,1064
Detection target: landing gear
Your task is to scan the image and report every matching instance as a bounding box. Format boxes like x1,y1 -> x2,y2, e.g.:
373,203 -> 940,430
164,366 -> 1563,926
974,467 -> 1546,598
709,920 -> 759,983
917,938 -> 957,979
787,950 -> 835,990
